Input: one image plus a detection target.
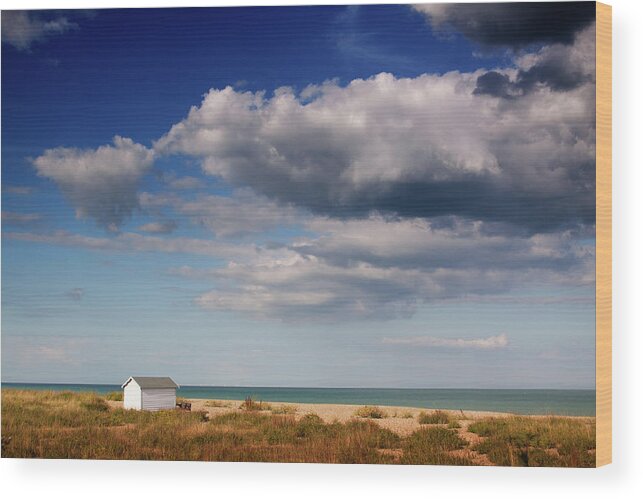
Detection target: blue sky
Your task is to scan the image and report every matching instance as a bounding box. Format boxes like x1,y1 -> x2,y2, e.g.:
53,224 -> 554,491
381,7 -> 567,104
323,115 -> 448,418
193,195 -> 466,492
2,4 -> 597,388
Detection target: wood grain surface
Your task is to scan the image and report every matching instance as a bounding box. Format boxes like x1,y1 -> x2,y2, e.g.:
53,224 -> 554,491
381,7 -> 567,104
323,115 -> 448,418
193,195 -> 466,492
596,1 -> 612,467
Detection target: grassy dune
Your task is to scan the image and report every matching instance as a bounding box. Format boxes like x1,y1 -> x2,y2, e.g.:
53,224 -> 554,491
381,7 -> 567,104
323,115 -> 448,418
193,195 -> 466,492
1,389 -> 595,466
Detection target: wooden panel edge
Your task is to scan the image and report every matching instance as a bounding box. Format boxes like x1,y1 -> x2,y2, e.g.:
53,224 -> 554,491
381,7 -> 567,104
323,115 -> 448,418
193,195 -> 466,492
595,1 -> 612,468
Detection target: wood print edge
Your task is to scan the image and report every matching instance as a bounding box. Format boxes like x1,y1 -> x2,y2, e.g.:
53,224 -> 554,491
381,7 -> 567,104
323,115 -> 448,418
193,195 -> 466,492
595,1 -> 612,468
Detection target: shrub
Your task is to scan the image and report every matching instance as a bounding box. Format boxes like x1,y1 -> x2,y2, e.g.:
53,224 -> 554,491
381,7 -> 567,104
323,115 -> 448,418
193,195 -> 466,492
295,413 -> 327,438
418,410 -> 451,424
354,406 -> 387,419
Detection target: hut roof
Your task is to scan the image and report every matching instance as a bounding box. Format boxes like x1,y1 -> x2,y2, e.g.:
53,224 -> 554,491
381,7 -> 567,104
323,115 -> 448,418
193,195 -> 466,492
121,376 -> 179,389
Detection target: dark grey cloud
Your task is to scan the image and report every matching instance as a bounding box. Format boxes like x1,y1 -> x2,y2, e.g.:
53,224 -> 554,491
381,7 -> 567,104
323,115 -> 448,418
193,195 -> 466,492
414,2 -> 595,48
473,71 -> 515,99
474,25 -> 596,98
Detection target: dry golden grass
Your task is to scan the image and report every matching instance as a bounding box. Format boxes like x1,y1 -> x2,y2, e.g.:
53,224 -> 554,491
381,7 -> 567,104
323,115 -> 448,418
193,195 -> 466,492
1,389 -> 595,466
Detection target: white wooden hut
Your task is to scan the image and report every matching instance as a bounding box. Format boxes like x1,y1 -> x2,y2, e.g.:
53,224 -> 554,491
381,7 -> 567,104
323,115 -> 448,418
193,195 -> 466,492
121,376 -> 179,411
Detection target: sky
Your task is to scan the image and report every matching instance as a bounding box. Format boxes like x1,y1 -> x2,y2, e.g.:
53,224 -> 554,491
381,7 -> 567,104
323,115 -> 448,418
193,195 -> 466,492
1,3 -> 597,388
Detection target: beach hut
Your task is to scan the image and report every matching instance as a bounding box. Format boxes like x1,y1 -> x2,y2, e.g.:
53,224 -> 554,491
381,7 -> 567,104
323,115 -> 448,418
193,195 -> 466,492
121,376 -> 179,411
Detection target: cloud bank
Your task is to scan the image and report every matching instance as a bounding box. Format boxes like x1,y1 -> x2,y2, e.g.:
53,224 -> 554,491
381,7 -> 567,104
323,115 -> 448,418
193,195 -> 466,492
21,7 -> 598,322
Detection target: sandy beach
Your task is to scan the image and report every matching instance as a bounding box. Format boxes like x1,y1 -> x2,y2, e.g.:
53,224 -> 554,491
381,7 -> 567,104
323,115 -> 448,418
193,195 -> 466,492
184,399 -> 509,436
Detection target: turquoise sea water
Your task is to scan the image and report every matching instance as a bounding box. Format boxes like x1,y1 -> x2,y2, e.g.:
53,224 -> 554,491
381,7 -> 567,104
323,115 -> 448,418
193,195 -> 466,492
1,383 -> 595,416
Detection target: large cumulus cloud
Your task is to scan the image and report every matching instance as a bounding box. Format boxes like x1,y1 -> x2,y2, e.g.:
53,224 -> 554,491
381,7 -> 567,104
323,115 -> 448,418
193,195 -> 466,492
155,28 -> 596,232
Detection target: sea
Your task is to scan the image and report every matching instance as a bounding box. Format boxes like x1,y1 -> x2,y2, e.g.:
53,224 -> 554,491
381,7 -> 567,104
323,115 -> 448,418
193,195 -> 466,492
1,383 -> 596,416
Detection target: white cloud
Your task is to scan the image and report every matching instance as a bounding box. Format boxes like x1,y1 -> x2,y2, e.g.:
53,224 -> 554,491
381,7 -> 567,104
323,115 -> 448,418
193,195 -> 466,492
382,334 -> 509,350
33,136 -> 154,230
187,215 -> 593,321
1,11 -> 78,51
295,215 -> 594,275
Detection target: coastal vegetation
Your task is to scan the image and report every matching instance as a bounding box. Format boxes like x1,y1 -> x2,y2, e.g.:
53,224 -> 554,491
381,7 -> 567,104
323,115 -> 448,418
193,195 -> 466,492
240,396 -> 272,411
354,406 -> 387,419
1,389 -> 595,466
468,416 -> 596,467
418,410 -> 451,425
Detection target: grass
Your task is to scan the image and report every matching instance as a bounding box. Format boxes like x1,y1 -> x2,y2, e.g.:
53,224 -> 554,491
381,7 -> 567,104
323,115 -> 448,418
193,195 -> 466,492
401,427 -> 472,465
1,390 -> 397,463
418,410 -> 452,425
104,391 -> 123,401
205,400 -> 231,408
389,410 -> 413,419
240,396 -> 272,412
354,406 -> 387,419
1,389 -> 595,466
468,416 -> 596,467
270,404 -> 297,415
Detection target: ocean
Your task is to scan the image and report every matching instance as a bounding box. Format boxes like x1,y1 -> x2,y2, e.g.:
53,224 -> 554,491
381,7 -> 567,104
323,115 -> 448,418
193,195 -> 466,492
1,383 -> 596,416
